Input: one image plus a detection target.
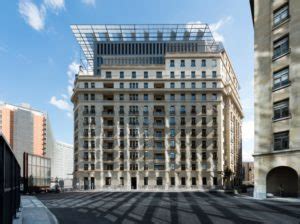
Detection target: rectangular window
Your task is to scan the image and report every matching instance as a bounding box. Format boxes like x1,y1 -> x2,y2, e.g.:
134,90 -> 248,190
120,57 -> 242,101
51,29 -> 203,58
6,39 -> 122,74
157,177 -> 163,185
212,59 -> 217,67
201,94 -> 206,101
120,71 -> 124,79
213,177 -> 218,186
180,60 -> 185,67
144,83 -> 148,88
144,177 -> 148,186
273,67 -> 289,90
171,177 -> 175,186
273,36 -> 289,59
274,131 -> 289,151
181,71 -> 185,79
132,71 -> 136,78
181,94 -> 185,101
144,71 -> 148,79
202,82 -> 206,89
105,177 -> 111,185
144,94 -> 149,101
201,59 -> 206,67
191,82 -> 196,89
170,83 -> 175,88
191,94 -> 196,101
106,71 -> 112,78
212,93 -> 218,100
212,71 -> 217,78
181,177 -> 186,186
191,71 -> 196,78
170,94 -> 175,101
181,82 -> 185,89
273,4 -> 289,27
202,177 -> 207,185
191,60 -> 196,67
202,152 -> 207,160
170,60 -> 175,67
212,82 -> 217,88
192,177 -> 196,186
274,99 -> 289,120
170,71 -> 175,79
120,83 -> 124,89
156,71 -> 163,78
201,71 -> 206,78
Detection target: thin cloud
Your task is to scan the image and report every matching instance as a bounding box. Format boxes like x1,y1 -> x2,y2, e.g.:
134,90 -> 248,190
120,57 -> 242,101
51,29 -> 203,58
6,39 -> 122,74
82,0 -> 96,6
18,0 -> 64,31
18,0 -> 46,31
187,16 -> 232,43
210,16 -> 232,42
43,0 -> 65,11
50,96 -> 72,111
49,60 -> 80,118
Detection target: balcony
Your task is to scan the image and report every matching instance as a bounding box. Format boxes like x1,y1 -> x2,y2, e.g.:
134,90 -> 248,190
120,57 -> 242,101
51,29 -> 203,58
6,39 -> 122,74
129,111 -> 139,115
103,133 -> 114,139
103,120 -> 114,127
103,95 -> 114,101
102,111 -> 114,116
129,122 -> 139,126
169,111 -> 176,115
153,122 -> 165,128
154,95 -> 164,101
153,111 -> 165,116
191,110 -> 197,115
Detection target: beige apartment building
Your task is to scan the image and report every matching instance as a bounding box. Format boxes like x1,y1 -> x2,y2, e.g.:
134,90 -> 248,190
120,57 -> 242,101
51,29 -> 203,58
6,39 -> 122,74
71,24 -> 243,190
0,103 -> 55,176
251,0 -> 300,198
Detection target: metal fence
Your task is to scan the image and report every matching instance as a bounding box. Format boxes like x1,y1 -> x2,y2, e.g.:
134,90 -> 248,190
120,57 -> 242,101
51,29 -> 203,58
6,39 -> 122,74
0,134 -> 21,224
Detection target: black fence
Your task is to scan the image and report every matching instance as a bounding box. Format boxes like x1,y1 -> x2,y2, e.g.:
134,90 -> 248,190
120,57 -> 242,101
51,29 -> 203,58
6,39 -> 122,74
0,134 -> 21,224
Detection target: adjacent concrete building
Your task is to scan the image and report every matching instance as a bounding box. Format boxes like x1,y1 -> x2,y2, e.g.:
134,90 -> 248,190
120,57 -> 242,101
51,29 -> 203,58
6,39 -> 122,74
0,103 -> 55,176
71,24 -> 243,190
251,0 -> 300,198
52,141 -> 74,180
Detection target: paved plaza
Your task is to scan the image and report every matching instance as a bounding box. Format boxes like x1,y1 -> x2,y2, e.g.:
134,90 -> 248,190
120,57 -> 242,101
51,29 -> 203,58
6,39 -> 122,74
37,191 -> 300,224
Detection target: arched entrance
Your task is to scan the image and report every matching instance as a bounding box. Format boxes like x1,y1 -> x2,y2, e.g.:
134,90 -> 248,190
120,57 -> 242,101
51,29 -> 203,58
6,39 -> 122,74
266,166 -> 298,197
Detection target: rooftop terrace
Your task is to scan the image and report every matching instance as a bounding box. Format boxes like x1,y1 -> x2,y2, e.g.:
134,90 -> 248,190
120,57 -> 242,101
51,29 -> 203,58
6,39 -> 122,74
71,24 -> 222,70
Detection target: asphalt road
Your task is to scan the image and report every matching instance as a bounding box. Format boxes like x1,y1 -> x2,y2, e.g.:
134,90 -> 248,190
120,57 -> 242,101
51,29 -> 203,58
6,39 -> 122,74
37,191 -> 300,224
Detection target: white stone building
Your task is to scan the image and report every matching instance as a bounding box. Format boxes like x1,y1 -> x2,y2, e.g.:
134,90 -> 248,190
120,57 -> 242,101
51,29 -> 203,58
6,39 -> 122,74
71,24 -> 243,190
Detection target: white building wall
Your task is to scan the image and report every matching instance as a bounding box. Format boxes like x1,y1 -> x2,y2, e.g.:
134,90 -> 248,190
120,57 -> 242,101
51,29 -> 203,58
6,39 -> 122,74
52,141 -> 74,179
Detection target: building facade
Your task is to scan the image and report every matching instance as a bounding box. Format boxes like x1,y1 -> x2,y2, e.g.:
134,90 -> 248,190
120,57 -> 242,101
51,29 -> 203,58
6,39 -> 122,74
242,162 -> 254,185
71,24 -> 243,190
251,0 -> 300,198
52,141 -> 74,180
0,103 -> 55,176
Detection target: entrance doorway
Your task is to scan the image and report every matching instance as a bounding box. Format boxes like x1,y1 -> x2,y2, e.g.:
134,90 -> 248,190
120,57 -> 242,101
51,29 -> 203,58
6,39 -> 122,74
266,166 -> 298,197
131,177 -> 137,189
91,177 -> 95,189
84,177 -> 89,190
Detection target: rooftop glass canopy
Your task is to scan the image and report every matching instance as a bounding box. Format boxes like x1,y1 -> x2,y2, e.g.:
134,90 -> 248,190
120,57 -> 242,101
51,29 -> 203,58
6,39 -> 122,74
71,24 -> 219,69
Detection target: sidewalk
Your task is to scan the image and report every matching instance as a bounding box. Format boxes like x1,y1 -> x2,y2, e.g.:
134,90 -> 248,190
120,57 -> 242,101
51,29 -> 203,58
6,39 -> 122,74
13,195 -> 58,224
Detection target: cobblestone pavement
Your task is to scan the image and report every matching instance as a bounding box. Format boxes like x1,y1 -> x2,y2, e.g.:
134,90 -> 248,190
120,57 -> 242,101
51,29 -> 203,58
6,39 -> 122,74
37,192 -> 300,224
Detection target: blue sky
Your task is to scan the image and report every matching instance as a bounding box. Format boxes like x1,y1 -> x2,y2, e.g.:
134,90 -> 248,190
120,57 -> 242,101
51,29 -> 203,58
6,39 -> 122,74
0,0 -> 254,161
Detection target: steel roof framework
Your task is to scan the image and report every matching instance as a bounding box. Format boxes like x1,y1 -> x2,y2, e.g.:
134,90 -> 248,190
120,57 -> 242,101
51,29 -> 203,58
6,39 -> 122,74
71,24 -> 219,69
